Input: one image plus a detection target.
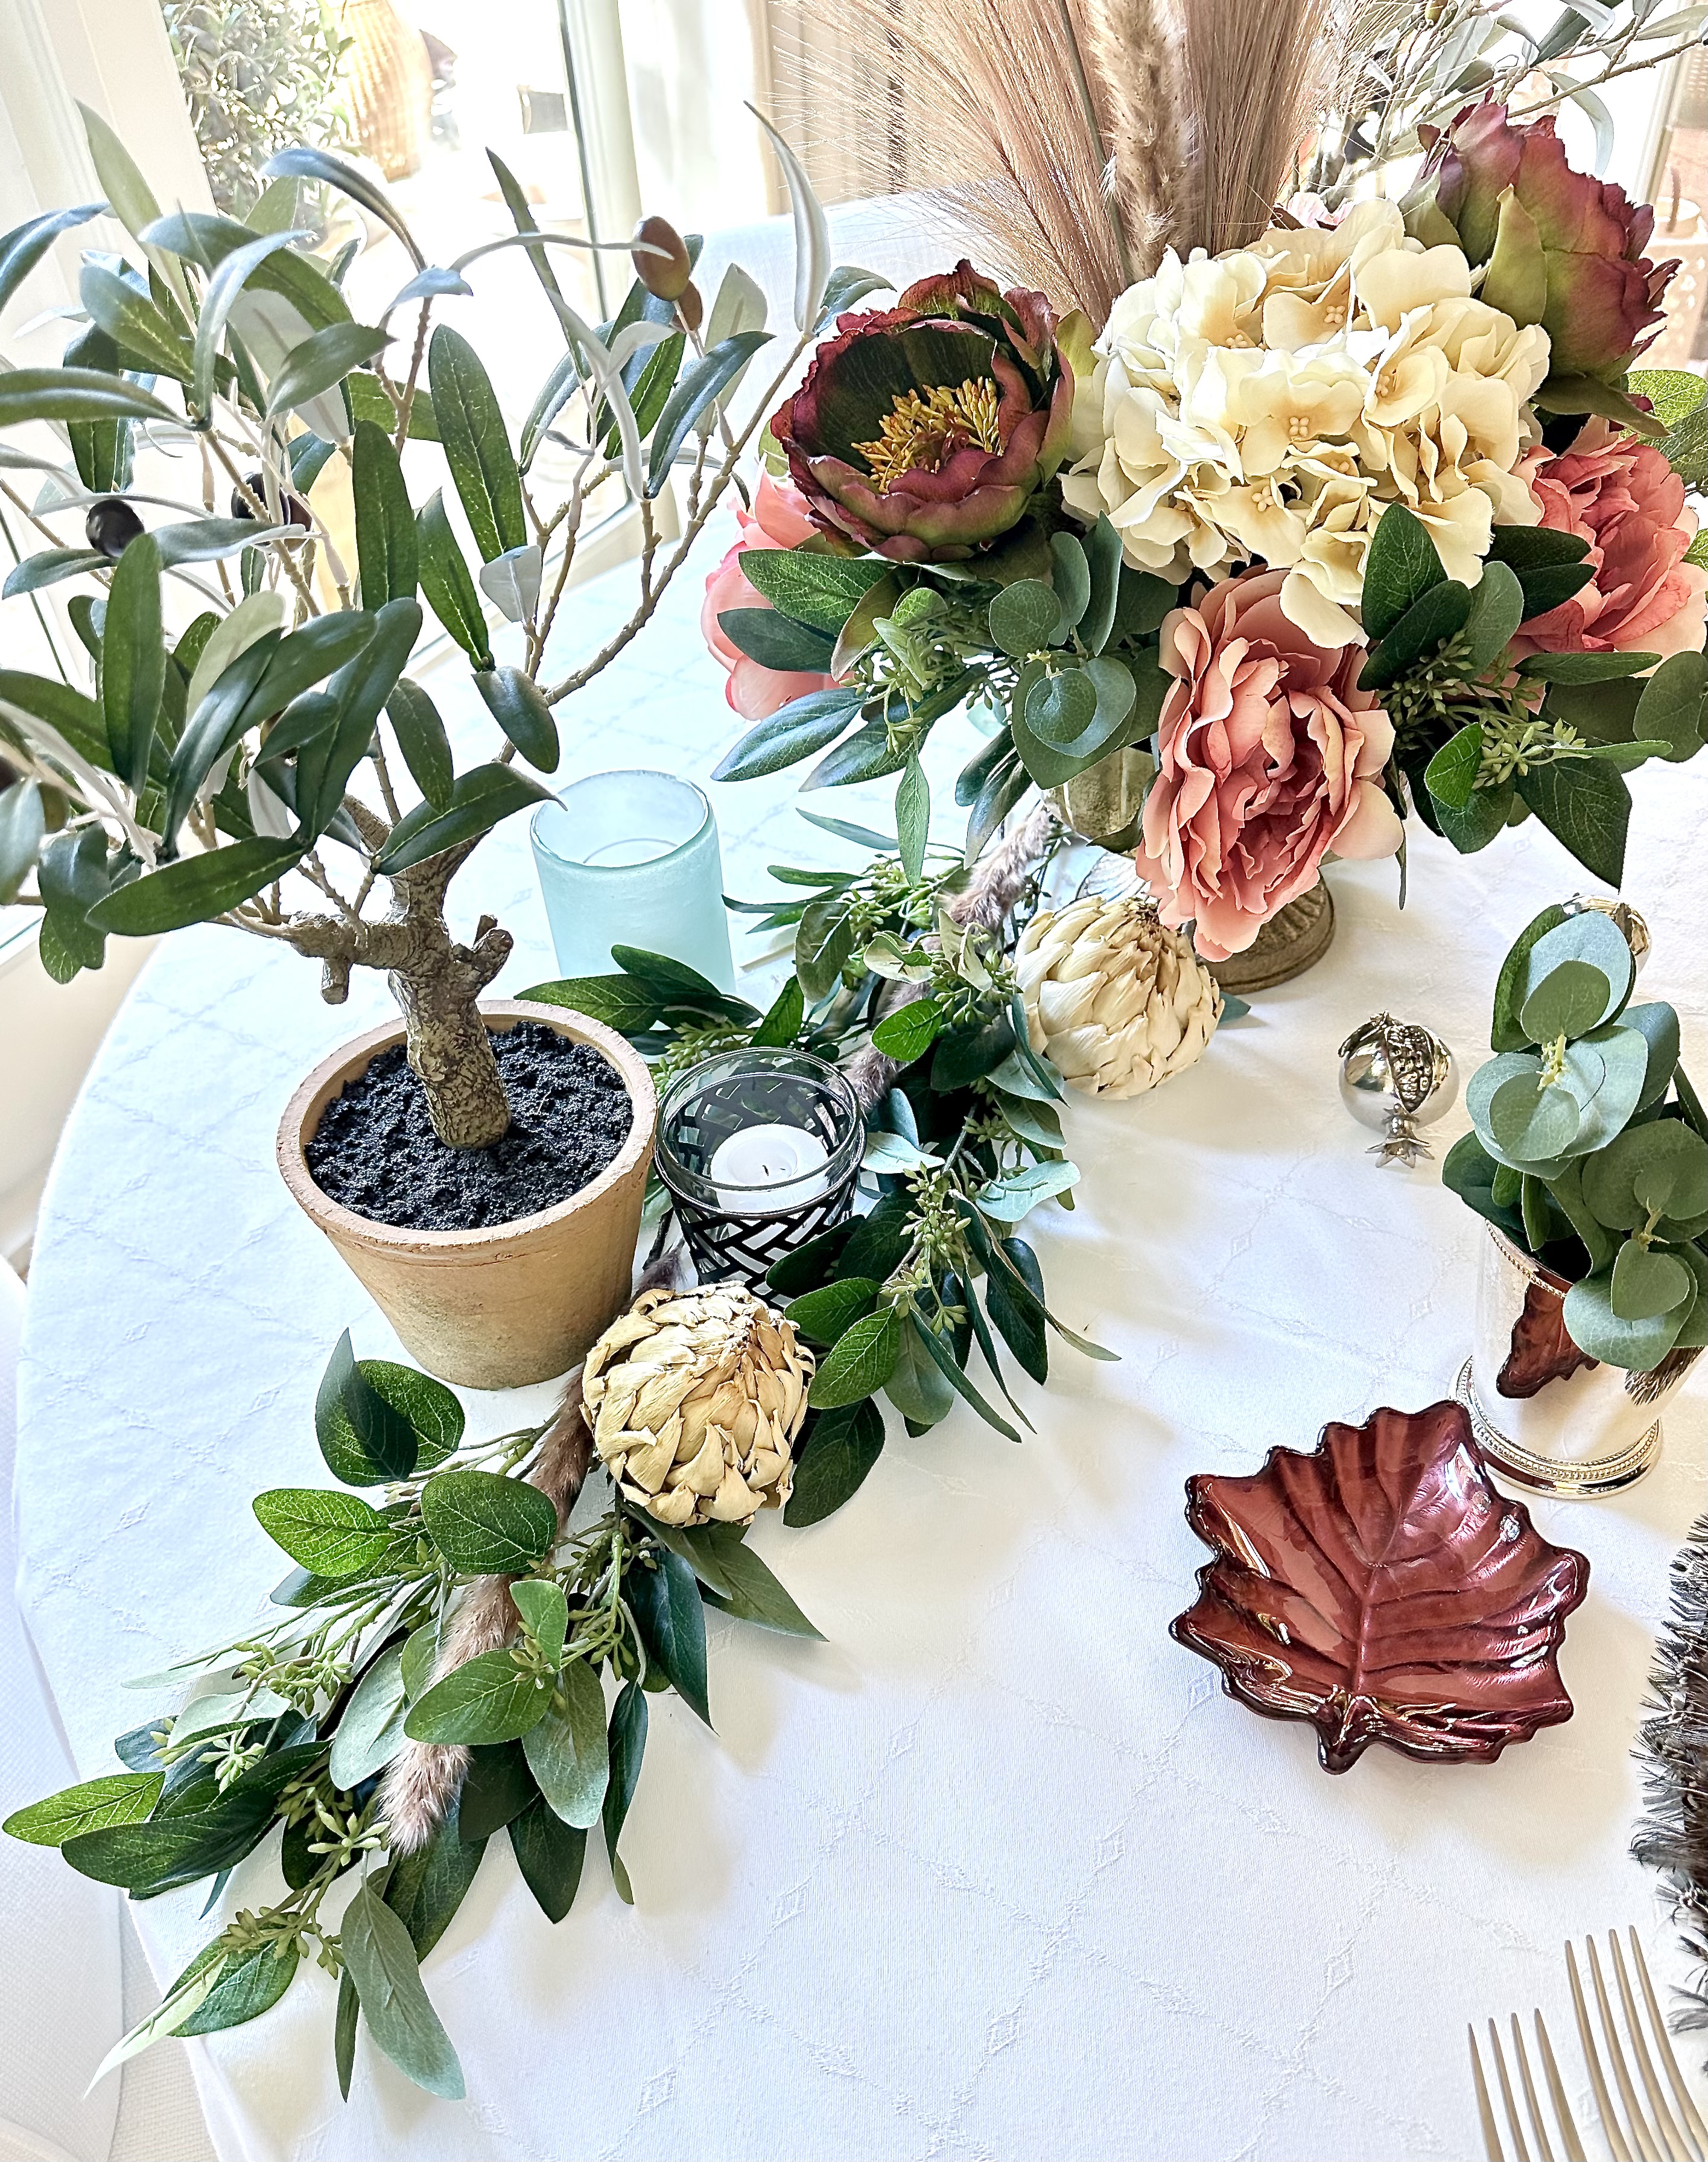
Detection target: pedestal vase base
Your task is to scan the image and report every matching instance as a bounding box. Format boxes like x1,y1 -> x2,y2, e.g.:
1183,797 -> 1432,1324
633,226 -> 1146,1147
1203,882 -> 1335,995
1454,1357 -> 1663,1498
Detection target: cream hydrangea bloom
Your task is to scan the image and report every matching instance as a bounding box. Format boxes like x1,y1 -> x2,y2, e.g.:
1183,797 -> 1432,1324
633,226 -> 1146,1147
1061,204 -> 1549,645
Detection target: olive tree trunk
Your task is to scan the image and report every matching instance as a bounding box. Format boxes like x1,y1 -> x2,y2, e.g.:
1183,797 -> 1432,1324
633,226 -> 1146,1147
287,828 -> 515,1150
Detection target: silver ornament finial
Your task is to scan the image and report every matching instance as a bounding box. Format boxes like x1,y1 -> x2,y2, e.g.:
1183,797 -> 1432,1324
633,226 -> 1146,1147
1338,1013 -> 1458,1167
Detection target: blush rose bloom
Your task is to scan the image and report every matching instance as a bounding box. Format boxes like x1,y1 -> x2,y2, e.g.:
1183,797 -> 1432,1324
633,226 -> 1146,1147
1133,568 -> 1403,961
701,474 -> 837,721
1510,419 -> 1707,663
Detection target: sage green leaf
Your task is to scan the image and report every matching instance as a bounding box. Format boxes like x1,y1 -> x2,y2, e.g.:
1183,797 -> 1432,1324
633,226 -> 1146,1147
1624,1002 -> 1681,1113
3,1772 -> 162,1847
1026,667 -> 1097,746
508,1799 -> 585,1922
1488,1071 -> 1581,1159
1423,725 -> 1485,813
1563,1264 -> 1687,1372
752,976 -> 805,1048
804,716 -> 912,789
691,1524 -> 822,1637
429,325 -> 525,561
509,1579 -> 568,1668
602,1682 -> 647,1906
1582,1118 -> 1707,1231
335,1969 -> 358,2099
1361,502 -> 1445,640
190,227 -> 312,418
784,1399 -> 886,1526
456,1743 -> 537,1843
1520,959 -> 1611,1044
262,148 -> 424,269
264,322 -> 390,419
384,1809 -> 487,1959
1080,513 -> 1123,655
420,1467 -> 557,1574
341,1878 -> 465,2100
808,1304 -> 900,1408
912,1315 -> 1027,1442
1516,757 -> 1631,887
516,972 -> 661,1033
1049,532 -> 1091,632
0,368 -> 179,430
87,839 -> 302,936
796,897 -> 857,1002
1611,1239 -> 1693,1322
375,763 -> 553,874
316,1328 -> 417,1483
99,530 -> 163,795
1493,905 -> 1571,1049
521,1661 -> 610,1826
329,1642 -> 409,1788
78,262 -> 191,381
474,666 -> 559,772
977,1159 -> 1081,1221
1461,560 -> 1524,670
627,1548 -> 710,1720
786,1277 -> 879,1346
1359,579 -> 1472,688
178,1939 -> 299,2035
415,490 -> 492,665
352,419 -> 418,607
254,1487 -> 393,1575
384,678 -> 454,812
870,997 -> 942,1063
645,330 -> 774,496
400,1625 -> 439,1705
735,551 -> 889,635
895,752 -> 929,882
2,548 -> 107,598
713,688 -> 863,783
0,780 -> 45,905
1633,650 -> 1706,763
0,203 -> 104,316
883,1312 -> 956,1425
404,1650 -> 550,1747
989,579 -> 1060,658
1520,650 -> 1660,683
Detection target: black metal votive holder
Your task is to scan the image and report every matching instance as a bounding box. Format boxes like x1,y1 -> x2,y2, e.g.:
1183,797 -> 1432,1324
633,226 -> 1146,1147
653,1049 -> 863,1293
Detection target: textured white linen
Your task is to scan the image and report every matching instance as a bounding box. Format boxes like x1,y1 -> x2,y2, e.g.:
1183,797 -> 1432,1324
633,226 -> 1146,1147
0,1265 -> 123,2162
13,533 -> 1707,2162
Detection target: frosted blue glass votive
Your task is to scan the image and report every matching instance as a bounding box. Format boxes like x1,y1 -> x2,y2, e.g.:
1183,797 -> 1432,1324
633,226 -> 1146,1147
529,769 -> 735,991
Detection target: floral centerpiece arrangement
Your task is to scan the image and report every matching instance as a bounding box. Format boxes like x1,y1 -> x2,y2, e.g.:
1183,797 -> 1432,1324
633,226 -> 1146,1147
705,106 -> 1706,964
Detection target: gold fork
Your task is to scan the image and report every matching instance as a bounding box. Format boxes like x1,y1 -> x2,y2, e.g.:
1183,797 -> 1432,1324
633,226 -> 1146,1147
1467,1930 -> 1706,2162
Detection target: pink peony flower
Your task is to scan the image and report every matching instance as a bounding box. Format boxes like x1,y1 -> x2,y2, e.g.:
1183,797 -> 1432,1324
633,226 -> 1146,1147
701,473 -> 838,721
1510,420 -> 1707,662
1133,568 -> 1402,961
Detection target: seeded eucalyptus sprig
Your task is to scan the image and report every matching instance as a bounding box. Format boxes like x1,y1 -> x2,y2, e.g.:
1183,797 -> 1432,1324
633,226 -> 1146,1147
2,1328 -> 820,2102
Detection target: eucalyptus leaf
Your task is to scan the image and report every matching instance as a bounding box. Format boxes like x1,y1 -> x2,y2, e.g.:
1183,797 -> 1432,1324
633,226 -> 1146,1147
521,1661 -> 610,1827
404,1650 -> 550,1747
808,1303 -> 900,1408
419,1468 -> 557,1574
329,1642 -> 410,1788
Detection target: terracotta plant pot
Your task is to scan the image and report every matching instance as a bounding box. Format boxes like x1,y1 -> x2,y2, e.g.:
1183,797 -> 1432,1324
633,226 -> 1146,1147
278,1000 -> 657,1389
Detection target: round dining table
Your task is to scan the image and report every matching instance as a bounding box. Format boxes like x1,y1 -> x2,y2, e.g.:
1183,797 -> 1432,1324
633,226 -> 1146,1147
14,542 -> 1708,2162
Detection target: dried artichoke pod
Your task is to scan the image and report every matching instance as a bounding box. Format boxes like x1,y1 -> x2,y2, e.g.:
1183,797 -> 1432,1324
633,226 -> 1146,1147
582,1285 -> 814,1527
1015,895 -> 1221,1099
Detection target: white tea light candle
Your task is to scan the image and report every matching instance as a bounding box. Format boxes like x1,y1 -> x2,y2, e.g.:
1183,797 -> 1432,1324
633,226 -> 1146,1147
707,1122 -> 831,1211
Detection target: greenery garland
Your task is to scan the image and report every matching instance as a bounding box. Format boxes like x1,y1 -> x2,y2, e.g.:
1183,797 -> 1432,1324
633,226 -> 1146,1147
4,804 -> 1143,2099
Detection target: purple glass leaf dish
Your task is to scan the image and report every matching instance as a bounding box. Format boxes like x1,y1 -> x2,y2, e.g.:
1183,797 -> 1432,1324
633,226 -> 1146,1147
1170,1400 -> 1590,1772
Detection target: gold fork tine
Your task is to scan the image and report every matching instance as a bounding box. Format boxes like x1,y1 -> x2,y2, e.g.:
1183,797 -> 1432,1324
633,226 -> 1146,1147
1493,2018 -> 1536,2162
1589,1936 -> 1663,2162
1513,2014 -> 1557,2162
1629,1930 -> 1708,2158
1570,1940 -> 1636,2162
1537,2012 -> 1589,2162
1473,2025 -> 1508,2162
1609,1933 -> 1694,2162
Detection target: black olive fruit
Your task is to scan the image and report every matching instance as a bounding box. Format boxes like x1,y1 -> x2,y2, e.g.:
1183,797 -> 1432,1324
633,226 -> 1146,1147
84,497 -> 144,560
230,474 -> 313,527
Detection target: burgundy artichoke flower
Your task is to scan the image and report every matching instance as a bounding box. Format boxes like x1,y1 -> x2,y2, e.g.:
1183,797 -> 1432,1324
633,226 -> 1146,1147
770,262 -> 1074,562
1414,100 -> 1677,383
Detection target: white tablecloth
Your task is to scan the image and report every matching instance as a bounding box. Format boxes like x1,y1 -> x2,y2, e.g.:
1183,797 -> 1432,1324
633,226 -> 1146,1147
15,538 -> 1708,2162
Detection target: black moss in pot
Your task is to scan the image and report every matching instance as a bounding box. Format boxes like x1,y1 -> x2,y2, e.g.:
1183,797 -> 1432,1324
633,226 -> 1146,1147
305,1020 -> 633,1232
